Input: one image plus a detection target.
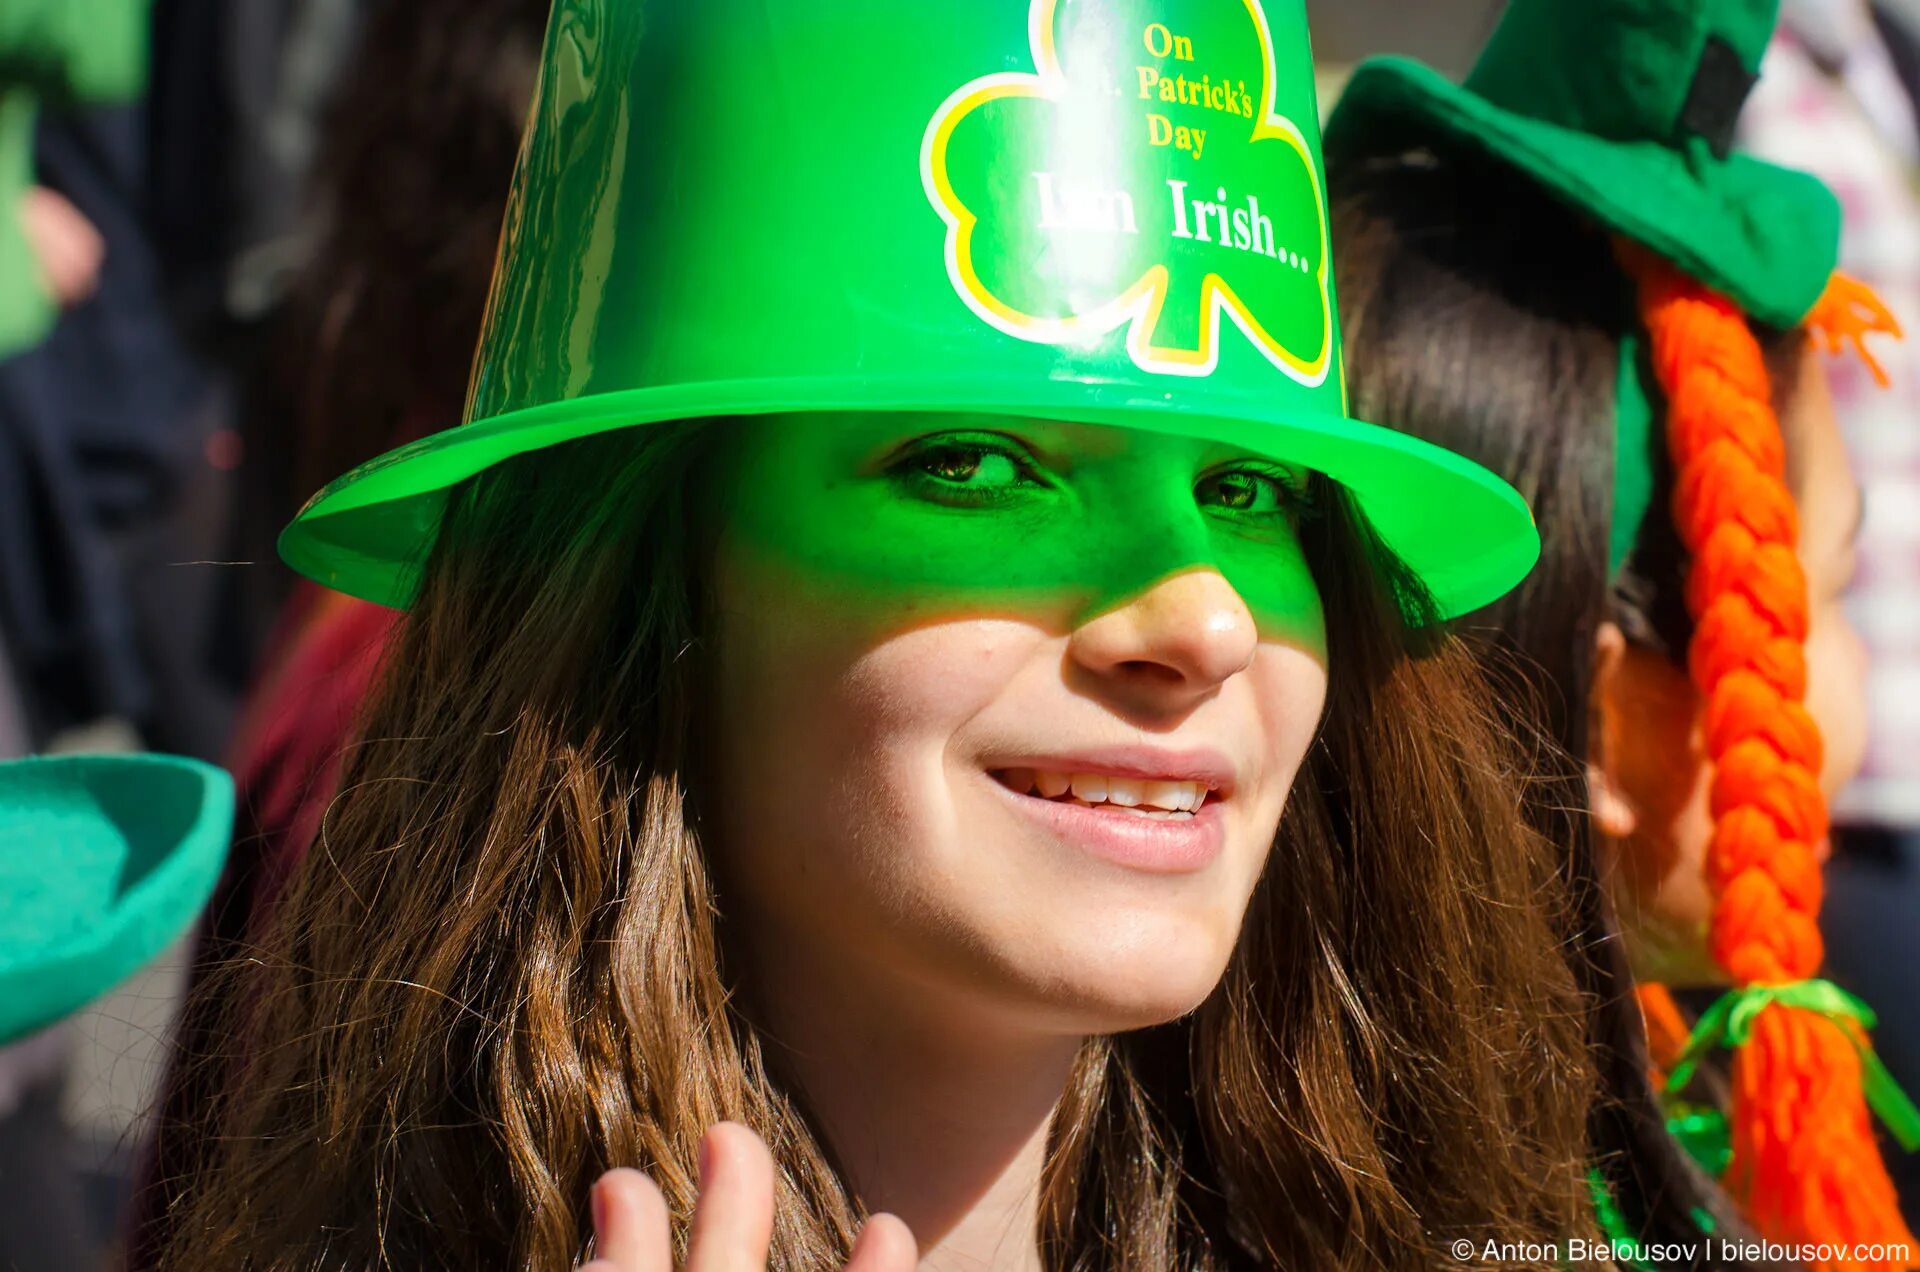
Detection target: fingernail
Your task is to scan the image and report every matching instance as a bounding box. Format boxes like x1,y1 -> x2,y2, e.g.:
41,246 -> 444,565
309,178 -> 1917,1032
698,1133 -> 715,1184
590,1179 -> 606,1234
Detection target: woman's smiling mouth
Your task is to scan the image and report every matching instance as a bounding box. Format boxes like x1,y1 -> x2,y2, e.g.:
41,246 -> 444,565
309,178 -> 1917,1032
983,750 -> 1234,873
991,768 -> 1214,819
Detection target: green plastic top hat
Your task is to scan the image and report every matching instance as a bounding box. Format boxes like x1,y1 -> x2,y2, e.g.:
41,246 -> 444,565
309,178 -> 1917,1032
1326,0 -> 1841,330
280,0 -> 1539,619
0,754 -> 232,1046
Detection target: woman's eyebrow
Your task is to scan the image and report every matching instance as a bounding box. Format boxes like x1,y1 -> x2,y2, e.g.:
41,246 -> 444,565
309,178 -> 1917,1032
1022,418 -> 1120,461
1197,444 -> 1305,467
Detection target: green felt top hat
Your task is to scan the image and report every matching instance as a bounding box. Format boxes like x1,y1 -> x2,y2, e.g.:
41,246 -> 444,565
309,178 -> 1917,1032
0,755 -> 232,1046
279,0 -> 1540,621
1325,0 -> 1842,330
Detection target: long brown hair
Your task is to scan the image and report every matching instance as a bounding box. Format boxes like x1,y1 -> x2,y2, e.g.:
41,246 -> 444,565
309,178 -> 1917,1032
1330,145 -> 1811,1272
154,418 -> 1602,1269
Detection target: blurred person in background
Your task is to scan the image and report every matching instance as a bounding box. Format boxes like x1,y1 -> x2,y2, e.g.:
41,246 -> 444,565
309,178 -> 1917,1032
1326,0 -> 1917,1260
143,0 -> 368,707
127,1 -> 549,1263
0,4 -> 133,362
1316,0 -> 1920,1232
1,7 -> 119,754
0,0 -> 380,770
1,0 -> 157,759
1,5 -> 160,1268
1739,0 -> 1920,1220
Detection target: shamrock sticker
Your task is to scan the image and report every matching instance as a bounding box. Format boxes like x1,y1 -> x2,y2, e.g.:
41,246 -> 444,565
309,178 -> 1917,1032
922,0 -> 1333,382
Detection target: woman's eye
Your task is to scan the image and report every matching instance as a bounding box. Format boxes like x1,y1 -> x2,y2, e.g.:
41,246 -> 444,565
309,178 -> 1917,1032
892,436 -> 1045,504
919,446 -> 1019,486
1197,467 -> 1313,519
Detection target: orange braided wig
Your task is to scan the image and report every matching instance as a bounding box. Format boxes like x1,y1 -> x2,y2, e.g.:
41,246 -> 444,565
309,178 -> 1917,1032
1621,244 -> 1914,1271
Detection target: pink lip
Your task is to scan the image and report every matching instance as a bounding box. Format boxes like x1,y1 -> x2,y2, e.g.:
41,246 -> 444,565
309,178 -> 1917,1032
983,745 -> 1239,799
982,769 -> 1230,877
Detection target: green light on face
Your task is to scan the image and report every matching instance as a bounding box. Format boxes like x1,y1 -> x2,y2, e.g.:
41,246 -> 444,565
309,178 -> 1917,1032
714,413 -> 1329,658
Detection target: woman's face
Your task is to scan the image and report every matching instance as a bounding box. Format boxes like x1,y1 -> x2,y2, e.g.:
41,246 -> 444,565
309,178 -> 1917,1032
1605,346 -> 1869,985
702,413 -> 1329,1035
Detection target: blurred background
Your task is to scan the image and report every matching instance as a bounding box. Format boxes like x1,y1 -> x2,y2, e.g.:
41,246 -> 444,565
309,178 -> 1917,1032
0,0 -> 1915,1266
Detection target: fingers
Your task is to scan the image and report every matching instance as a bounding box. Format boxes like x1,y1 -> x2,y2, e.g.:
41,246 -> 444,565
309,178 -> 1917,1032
19,187 -> 104,307
588,1123 -> 900,1272
684,1121 -> 777,1272
587,1167 -> 672,1272
845,1212 -> 919,1272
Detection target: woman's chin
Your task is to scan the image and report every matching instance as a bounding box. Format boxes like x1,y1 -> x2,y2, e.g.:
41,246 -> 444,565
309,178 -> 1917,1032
994,937 -> 1236,1034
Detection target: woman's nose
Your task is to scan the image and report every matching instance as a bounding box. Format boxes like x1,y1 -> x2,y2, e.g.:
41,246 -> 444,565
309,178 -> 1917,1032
1066,566 -> 1259,706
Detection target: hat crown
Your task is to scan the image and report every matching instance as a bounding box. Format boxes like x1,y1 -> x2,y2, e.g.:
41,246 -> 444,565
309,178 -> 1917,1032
1464,0 -> 1779,156
466,0 -> 1345,430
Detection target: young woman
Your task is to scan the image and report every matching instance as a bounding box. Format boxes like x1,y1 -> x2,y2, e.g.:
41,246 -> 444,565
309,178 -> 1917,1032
1325,0 -> 1915,1263
150,2 -> 1608,1268
157,413 -> 1605,1271
1331,149 -> 1882,1270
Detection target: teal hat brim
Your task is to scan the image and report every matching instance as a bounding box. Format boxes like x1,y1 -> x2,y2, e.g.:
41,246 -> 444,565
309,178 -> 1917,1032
1325,56 -> 1842,329
0,755 -> 233,1045
279,375 -> 1540,623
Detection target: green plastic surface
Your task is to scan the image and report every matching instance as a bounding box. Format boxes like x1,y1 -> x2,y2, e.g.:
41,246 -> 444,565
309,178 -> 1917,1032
282,0 -> 1539,620
0,754 -> 233,1045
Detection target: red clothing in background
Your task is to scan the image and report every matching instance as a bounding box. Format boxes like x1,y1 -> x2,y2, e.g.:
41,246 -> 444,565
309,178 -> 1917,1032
225,583 -> 399,918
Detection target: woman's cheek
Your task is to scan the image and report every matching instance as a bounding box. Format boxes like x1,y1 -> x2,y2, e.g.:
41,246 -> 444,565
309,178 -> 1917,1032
1212,531 -> 1328,661
1805,599 -> 1870,800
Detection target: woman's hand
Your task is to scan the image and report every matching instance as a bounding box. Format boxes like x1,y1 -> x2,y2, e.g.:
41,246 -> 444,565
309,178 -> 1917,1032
20,187 -> 104,308
583,1122 -> 918,1271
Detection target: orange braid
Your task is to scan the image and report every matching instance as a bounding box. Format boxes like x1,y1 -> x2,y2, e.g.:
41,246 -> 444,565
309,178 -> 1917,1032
1622,245 -> 1916,1271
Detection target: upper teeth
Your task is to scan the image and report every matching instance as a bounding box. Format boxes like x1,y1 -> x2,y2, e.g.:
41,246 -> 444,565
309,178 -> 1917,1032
1003,769 -> 1210,812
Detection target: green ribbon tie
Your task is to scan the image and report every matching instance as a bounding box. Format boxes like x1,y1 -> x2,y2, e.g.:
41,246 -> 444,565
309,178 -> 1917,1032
1663,979 -> 1920,1153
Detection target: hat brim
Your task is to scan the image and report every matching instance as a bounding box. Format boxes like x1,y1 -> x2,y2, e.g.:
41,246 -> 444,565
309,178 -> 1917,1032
0,755 -> 233,1045
1325,56 -> 1841,330
280,375 -> 1539,622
